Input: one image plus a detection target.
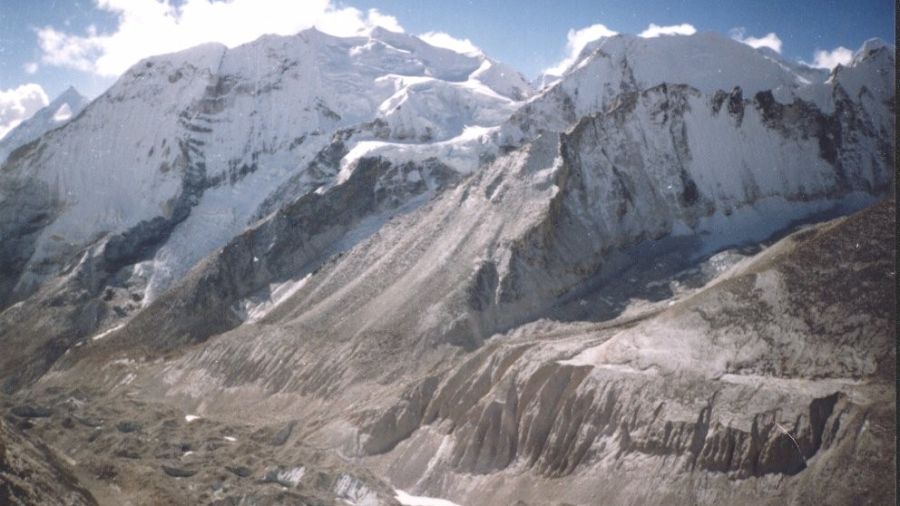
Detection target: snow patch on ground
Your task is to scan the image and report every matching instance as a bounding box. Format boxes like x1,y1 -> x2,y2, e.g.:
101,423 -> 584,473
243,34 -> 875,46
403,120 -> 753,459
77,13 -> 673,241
338,125 -> 499,184
277,467 -> 305,487
334,475 -> 379,506
395,489 -> 462,506
91,324 -> 125,341
51,103 -> 73,122
682,192 -> 877,259
237,273 -> 313,323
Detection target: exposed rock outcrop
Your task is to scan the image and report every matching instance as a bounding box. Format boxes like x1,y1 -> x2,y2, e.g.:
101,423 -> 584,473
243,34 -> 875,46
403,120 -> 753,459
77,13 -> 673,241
0,31 -> 893,506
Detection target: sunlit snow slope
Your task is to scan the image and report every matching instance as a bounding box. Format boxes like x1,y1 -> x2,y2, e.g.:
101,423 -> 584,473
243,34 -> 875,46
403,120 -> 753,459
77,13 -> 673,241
0,27 -> 532,306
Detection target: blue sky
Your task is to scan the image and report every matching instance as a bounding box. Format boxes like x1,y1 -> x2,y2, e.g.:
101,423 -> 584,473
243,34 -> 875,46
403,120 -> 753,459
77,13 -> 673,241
350,0 -> 895,76
0,0 -> 894,136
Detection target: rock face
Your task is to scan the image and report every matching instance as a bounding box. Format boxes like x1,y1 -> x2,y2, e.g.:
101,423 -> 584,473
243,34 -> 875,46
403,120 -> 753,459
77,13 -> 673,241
0,27 -> 529,311
0,27 -> 522,389
0,30 -> 894,506
0,417 -> 98,505
368,199 -> 895,505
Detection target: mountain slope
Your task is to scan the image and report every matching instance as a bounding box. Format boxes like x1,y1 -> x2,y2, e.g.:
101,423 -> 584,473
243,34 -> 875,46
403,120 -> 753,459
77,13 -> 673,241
500,32 -> 893,145
373,197 -> 895,506
0,30 -> 894,506
0,28 -> 531,312
0,86 -> 89,165
0,416 -> 98,506
72,37 -> 892,371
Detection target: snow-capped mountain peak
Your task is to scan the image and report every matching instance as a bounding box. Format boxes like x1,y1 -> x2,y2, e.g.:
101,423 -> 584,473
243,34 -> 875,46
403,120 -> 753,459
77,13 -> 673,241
854,38 -> 894,61
502,33 -> 895,147
0,86 -> 89,165
0,24 -> 894,506
0,28 -> 535,305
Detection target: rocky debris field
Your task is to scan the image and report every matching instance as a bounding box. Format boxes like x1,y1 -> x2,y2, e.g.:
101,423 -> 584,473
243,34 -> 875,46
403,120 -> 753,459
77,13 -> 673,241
1,389 -> 401,505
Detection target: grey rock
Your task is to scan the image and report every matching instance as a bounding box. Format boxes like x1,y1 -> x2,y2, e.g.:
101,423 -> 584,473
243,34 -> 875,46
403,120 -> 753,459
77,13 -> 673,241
226,465 -> 253,478
115,421 -> 141,433
73,415 -> 103,428
10,405 -> 52,418
161,465 -> 197,478
271,421 -> 295,447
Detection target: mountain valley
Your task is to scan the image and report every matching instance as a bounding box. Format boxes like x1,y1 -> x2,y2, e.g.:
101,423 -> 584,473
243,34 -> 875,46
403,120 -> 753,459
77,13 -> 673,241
0,27 -> 894,506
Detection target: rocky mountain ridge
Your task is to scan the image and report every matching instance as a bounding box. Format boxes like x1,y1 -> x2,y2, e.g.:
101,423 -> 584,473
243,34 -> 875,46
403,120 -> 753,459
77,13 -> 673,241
0,29 -> 894,506
0,27 -> 531,312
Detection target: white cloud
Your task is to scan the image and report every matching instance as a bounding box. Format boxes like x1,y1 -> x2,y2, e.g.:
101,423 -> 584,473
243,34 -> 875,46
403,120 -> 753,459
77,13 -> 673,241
419,32 -> 482,56
23,62 -> 40,75
544,23 -> 618,76
0,83 -> 49,140
364,9 -> 404,34
806,46 -> 853,69
639,23 -> 696,38
35,0 -> 405,77
729,28 -> 783,53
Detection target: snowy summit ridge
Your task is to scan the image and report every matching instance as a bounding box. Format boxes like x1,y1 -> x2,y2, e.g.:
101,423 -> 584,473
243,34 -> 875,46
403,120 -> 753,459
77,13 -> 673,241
0,86 -> 89,164
0,23 -> 895,506
0,27 -> 533,304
